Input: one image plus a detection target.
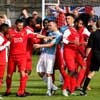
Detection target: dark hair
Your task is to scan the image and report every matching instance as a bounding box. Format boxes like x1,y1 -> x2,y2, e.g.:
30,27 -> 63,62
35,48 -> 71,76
65,13 -> 75,19
0,16 -> 3,18
0,23 -> 9,31
48,19 -> 57,24
96,19 -> 100,28
78,13 -> 91,28
15,19 -> 24,25
43,18 -> 49,23
26,17 -> 34,26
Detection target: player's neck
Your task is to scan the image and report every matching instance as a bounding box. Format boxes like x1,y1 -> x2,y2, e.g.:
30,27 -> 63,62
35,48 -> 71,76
53,28 -> 58,32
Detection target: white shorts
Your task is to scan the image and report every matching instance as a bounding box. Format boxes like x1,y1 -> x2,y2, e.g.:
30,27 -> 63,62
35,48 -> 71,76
36,53 -> 55,74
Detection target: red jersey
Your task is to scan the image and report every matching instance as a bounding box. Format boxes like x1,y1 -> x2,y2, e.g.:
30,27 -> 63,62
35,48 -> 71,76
9,28 -> 37,55
63,27 -> 79,50
0,33 -> 8,65
78,27 -> 90,57
24,26 -> 40,57
41,28 -> 48,36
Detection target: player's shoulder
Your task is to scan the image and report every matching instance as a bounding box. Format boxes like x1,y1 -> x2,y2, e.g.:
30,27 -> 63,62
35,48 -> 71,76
83,28 -> 91,36
24,26 -> 34,35
63,28 -> 71,34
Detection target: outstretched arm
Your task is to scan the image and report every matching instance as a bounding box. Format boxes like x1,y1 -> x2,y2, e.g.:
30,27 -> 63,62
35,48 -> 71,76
33,42 -> 55,49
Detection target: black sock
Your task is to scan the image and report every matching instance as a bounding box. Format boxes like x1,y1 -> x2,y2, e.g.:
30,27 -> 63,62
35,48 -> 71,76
82,77 -> 91,92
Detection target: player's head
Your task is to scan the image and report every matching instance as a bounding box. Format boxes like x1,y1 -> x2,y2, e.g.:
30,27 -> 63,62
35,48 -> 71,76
15,19 -> 24,31
73,9 -> 79,18
26,16 -> 36,29
0,23 -> 9,35
48,20 -> 57,31
43,18 -> 49,29
78,13 -> 91,28
65,13 -> 75,26
75,18 -> 84,30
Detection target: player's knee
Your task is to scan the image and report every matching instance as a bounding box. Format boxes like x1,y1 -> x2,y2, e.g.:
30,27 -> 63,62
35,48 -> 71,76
88,71 -> 95,79
20,71 -> 26,77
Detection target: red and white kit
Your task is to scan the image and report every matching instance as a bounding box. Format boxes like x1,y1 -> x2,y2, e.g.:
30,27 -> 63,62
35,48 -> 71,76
0,33 -> 10,87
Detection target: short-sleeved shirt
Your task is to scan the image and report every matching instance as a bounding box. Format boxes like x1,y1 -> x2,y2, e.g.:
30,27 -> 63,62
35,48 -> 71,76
88,29 -> 100,55
9,28 -> 37,55
87,29 -> 100,71
0,33 -> 8,65
42,31 -> 62,55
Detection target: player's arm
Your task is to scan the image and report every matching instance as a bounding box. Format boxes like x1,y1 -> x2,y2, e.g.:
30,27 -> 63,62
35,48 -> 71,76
33,42 -> 55,49
37,34 -> 55,41
34,34 -> 62,48
0,41 -> 10,51
0,36 -> 10,51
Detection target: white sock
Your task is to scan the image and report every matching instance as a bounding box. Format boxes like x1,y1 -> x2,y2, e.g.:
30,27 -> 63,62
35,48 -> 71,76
47,76 -> 52,91
42,75 -> 47,83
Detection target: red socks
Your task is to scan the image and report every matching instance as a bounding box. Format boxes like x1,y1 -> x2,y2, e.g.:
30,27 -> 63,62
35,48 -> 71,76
60,69 -> 70,91
70,77 -> 77,93
17,74 -> 28,95
6,76 -> 12,93
77,69 -> 86,87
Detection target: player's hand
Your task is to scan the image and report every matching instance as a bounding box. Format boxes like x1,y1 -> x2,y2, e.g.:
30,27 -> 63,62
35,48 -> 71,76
44,36 -> 56,41
84,56 -> 88,61
33,44 -> 41,49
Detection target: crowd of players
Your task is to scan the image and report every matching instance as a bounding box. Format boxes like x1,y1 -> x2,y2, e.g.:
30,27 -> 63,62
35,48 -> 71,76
0,5 -> 100,98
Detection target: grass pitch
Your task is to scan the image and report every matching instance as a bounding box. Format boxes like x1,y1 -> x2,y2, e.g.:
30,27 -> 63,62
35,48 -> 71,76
1,55 -> 100,100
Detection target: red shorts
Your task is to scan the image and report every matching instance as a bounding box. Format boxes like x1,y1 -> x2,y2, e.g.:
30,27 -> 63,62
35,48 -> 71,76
0,64 -> 6,78
26,52 -> 32,71
64,48 -> 86,71
26,58 -> 32,71
8,54 -> 27,74
54,45 -> 64,70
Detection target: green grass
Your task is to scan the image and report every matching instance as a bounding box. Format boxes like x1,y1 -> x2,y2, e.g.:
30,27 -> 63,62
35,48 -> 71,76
1,55 -> 100,100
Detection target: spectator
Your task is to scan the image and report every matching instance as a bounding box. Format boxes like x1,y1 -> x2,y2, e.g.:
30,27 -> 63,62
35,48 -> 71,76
3,14 -> 11,27
32,11 -> 42,33
0,16 -> 5,25
55,5 -> 66,28
73,9 -> 79,19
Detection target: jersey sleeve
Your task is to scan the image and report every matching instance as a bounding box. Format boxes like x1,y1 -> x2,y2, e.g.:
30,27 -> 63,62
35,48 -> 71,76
0,35 -> 10,51
0,41 -> 10,51
63,29 -> 71,44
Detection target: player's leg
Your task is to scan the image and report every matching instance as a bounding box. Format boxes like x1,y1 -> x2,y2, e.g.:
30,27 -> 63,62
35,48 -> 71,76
24,57 -> 33,95
76,53 -> 86,88
4,55 -> 15,96
64,49 -> 77,95
0,65 -> 6,88
46,54 -> 57,96
36,53 -> 47,83
80,56 -> 99,96
80,71 -> 95,96
17,55 -> 28,97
